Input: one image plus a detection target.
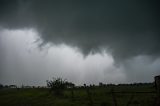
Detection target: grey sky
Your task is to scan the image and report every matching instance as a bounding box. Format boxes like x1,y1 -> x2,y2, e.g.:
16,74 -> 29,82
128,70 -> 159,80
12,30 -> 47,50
0,0 -> 160,86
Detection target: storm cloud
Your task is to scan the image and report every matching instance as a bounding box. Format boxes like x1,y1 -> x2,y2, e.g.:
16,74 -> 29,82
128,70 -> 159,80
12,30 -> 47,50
0,0 -> 160,60
0,0 -> 160,85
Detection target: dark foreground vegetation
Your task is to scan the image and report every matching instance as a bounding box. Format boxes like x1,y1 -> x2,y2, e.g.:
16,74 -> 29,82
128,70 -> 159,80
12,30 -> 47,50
0,79 -> 158,106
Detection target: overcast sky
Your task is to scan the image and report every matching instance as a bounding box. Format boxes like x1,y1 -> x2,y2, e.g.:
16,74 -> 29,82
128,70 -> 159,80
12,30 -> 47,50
0,0 -> 160,86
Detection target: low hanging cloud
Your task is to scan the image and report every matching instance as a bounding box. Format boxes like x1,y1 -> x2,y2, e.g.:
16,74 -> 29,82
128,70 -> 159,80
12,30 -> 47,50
0,28 -> 159,86
0,28 -> 127,85
0,0 -> 160,60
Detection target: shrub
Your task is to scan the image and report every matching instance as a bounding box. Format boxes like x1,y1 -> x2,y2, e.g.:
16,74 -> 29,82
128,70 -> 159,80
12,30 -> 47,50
0,84 -> 3,89
46,77 -> 67,96
65,81 -> 75,88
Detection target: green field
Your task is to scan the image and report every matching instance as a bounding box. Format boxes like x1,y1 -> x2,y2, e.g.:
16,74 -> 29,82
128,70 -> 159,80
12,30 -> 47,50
0,84 -> 157,106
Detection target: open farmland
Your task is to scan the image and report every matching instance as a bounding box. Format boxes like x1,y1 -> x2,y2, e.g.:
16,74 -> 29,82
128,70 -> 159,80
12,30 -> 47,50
0,84 -> 157,106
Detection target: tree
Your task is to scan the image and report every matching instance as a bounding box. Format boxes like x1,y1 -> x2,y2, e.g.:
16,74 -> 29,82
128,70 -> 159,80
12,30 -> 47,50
46,77 -> 67,96
65,81 -> 75,88
0,84 -> 3,89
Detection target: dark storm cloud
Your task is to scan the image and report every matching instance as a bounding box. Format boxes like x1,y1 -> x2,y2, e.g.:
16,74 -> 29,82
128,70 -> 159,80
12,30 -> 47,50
0,0 -> 160,60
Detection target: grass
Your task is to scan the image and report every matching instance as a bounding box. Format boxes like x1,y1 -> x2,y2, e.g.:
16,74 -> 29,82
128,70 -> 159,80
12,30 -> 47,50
0,84 -> 157,106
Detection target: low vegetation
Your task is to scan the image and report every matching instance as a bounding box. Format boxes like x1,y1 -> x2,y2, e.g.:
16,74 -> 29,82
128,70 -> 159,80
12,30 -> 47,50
0,80 -> 157,106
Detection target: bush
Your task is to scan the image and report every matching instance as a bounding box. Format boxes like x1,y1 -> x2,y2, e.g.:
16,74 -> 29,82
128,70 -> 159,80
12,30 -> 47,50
65,81 -> 75,88
46,77 -> 67,96
0,84 -> 3,89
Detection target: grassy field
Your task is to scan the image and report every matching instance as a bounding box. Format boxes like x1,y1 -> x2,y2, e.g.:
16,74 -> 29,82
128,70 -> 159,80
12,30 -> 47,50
0,84 -> 157,106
